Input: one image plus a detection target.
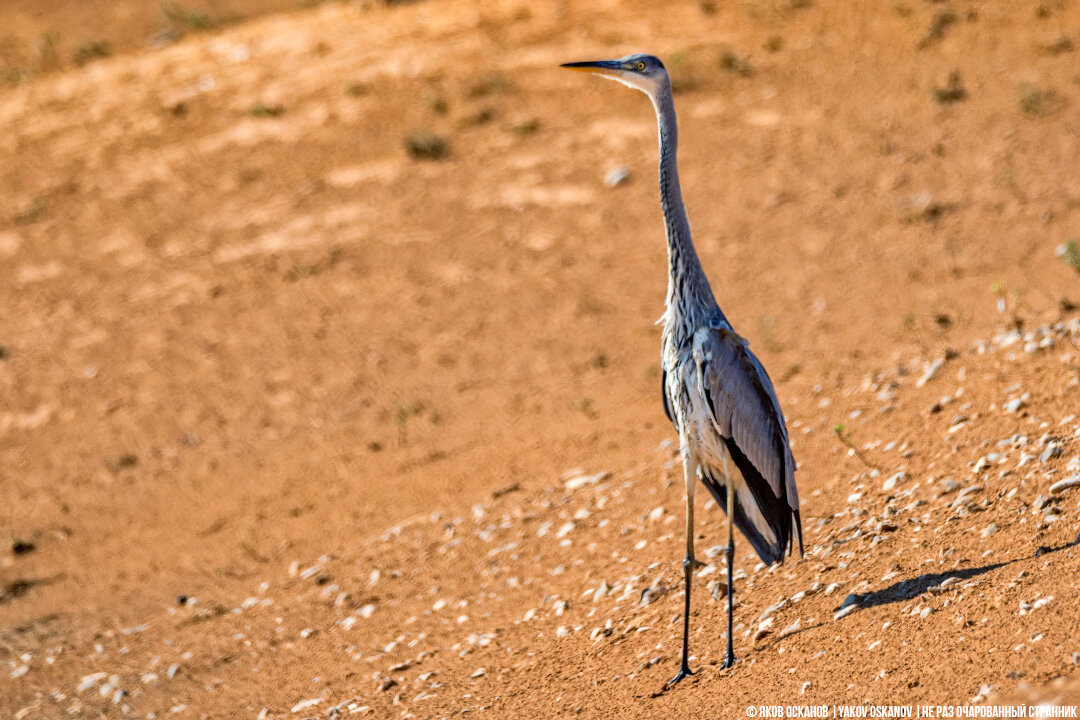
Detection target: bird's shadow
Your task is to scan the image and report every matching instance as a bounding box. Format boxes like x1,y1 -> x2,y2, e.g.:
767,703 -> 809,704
851,561 -> 1006,610
846,532 -> 1080,611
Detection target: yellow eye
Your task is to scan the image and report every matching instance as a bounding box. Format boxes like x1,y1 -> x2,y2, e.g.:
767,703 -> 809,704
636,61 -> 646,70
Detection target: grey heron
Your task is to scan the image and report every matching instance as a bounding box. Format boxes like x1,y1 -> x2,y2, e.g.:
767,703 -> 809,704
561,54 -> 803,687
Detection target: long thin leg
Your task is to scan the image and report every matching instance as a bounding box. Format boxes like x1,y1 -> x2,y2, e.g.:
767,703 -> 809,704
720,480 -> 736,670
666,459 -> 696,688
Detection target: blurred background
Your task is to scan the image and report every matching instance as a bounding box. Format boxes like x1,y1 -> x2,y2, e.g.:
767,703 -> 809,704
2,0 -> 1080,716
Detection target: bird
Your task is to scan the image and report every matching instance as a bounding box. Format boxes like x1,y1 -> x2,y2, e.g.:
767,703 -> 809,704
561,53 -> 803,687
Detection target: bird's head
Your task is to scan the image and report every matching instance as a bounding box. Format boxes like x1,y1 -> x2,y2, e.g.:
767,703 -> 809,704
560,53 -> 668,97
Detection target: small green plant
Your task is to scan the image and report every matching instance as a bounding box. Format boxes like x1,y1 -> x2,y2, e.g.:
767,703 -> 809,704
719,50 -> 753,77
833,424 -> 879,470
2,68 -> 30,86
464,107 -> 495,126
1040,36 -> 1073,55
467,74 -> 512,98
933,72 -> 966,104
160,1 -> 236,30
110,453 -> 139,472
37,31 -> 60,68
249,103 -> 284,118
1058,240 -> 1080,275
73,40 -> 111,66
918,10 -> 957,49
506,118 -> 540,135
14,198 -> 47,225
1018,83 -> 1064,117
10,537 -> 35,555
394,405 -> 410,444
404,130 -> 448,160
423,94 -> 448,114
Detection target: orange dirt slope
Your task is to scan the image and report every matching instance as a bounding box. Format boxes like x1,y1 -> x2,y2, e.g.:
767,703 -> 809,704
2,0 -> 1080,717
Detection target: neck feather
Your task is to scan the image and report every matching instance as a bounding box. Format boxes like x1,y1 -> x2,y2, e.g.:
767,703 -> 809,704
650,81 -> 717,322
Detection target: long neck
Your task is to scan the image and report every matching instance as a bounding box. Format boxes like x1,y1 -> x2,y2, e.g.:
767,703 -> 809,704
651,81 -> 717,323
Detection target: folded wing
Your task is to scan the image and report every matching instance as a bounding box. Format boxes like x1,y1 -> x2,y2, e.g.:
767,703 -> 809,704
692,325 -> 803,563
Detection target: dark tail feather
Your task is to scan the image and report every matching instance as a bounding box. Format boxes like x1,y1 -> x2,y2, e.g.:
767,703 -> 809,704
700,473 -> 785,565
792,509 -> 804,558
701,437 -> 802,565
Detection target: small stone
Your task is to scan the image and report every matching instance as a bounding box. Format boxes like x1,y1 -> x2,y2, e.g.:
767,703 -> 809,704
705,545 -> 726,558
1005,398 -> 1025,413
563,470 -> 611,491
290,698 -> 321,713
166,663 -> 180,679
759,598 -> 787,620
604,167 -> 631,187
1049,474 -> 1080,495
1040,446 -> 1062,464
470,667 -> 486,679
753,617 -> 774,643
707,580 -> 728,602
593,581 -> 611,602
801,681 -> 812,694
779,619 -> 801,638
640,586 -> 666,607
379,677 -> 397,692
916,357 -> 945,387
557,626 -> 570,638
972,684 -> 992,704
1032,596 -> 1053,611
883,472 -> 905,491
1033,495 -> 1050,510
981,523 -> 998,538
834,604 -> 859,620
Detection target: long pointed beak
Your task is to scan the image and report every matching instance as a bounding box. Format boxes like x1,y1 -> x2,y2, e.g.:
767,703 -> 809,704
560,59 -> 623,76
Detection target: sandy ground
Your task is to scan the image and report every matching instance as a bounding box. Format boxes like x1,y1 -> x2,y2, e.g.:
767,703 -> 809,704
3,0 -> 1080,717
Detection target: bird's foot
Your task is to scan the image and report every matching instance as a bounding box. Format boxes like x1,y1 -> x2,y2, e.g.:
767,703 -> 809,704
719,653 -> 737,671
664,664 -> 695,689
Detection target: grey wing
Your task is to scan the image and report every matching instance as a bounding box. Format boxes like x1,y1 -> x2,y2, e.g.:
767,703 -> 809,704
692,325 -> 802,560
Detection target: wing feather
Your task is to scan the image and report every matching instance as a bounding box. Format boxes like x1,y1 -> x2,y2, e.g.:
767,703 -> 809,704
692,325 -> 802,558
